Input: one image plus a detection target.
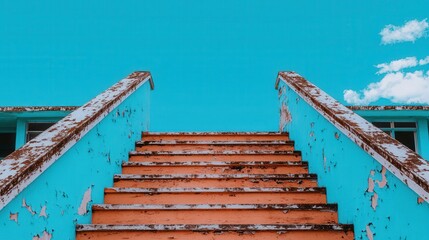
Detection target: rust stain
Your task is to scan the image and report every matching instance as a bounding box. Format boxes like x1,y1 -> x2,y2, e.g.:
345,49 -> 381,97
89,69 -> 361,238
22,198 -> 36,215
418,197 -> 425,204
279,102 -> 292,132
0,106 -> 78,112
9,212 -> 18,223
348,105 -> 429,111
78,187 -> 92,215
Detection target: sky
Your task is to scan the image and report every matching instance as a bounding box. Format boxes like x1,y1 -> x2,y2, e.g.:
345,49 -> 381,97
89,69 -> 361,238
0,0 -> 428,131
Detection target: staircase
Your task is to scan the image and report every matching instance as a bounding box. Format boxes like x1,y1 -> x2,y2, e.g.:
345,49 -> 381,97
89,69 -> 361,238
76,132 -> 354,240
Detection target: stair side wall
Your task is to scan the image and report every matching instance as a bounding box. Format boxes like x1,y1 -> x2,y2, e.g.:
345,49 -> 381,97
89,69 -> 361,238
278,81 -> 429,240
0,82 -> 151,239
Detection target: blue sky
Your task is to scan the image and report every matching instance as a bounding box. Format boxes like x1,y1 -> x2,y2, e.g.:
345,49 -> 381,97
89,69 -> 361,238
0,1 -> 428,131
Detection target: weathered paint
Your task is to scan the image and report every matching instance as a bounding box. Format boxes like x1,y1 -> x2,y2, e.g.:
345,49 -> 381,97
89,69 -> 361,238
350,108 -> 429,160
0,71 -> 153,239
277,71 -> 429,239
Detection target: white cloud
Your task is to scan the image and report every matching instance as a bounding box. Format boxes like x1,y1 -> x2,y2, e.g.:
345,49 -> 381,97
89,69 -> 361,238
380,19 -> 428,44
344,71 -> 429,105
376,57 -> 418,74
420,56 -> 429,65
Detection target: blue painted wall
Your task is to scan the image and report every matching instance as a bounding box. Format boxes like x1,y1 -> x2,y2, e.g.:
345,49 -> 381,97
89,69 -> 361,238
278,81 -> 429,240
0,82 -> 151,239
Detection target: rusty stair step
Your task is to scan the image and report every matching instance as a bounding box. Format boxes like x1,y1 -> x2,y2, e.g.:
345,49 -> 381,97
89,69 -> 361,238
138,140 -> 293,144
104,187 -> 327,205
90,204 -> 339,225
135,142 -> 295,151
122,161 -> 307,166
129,152 -> 302,162
130,150 -> 301,155
141,132 -> 290,142
121,161 -> 308,175
114,173 -> 317,180
76,224 -> 354,240
114,173 -> 318,188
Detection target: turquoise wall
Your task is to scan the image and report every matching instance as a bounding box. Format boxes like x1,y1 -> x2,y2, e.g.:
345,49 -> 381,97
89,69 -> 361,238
0,82 -> 151,239
278,82 -> 429,240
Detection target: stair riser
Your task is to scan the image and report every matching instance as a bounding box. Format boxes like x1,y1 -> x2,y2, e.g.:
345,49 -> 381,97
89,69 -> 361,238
77,230 -> 353,240
136,144 -> 294,152
122,166 -> 308,175
129,154 -> 301,162
142,135 -> 290,142
104,192 -> 327,205
92,209 -> 337,225
113,179 -> 318,188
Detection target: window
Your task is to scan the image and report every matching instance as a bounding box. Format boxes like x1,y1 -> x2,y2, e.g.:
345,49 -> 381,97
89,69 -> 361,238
26,122 -> 55,142
0,133 -> 16,159
372,121 -> 417,152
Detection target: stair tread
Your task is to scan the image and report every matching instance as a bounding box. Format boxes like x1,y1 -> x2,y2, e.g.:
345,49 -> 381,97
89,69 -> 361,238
143,132 -> 288,136
105,187 -> 326,193
137,141 -> 294,145
123,161 -> 307,166
92,203 -> 337,211
76,224 -> 353,232
130,150 -> 301,155
114,173 -> 316,180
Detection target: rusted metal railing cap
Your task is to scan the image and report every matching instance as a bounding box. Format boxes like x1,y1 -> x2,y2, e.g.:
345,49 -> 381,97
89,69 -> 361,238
276,71 -> 429,202
0,71 -> 153,210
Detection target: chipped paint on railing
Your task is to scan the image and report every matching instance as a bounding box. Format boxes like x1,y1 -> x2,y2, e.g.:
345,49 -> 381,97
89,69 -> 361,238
0,71 -> 153,210
347,105 -> 429,111
0,71 -> 153,239
276,71 -> 429,239
277,71 -> 429,202
0,106 -> 79,112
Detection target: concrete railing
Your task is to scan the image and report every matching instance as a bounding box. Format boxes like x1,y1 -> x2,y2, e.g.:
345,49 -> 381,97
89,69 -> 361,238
0,71 -> 153,239
276,71 -> 429,240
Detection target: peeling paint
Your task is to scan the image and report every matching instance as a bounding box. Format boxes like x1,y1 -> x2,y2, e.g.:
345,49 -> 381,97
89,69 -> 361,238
9,212 -> 18,223
334,132 -> 340,140
366,224 -> 374,240
277,71 -> 429,202
418,197 -> 425,204
39,205 -> 47,218
0,71 -> 153,211
371,193 -> 378,210
32,231 -> 52,240
376,167 -> 388,188
22,198 -> 36,215
368,177 -> 375,193
78,187 -> 92,215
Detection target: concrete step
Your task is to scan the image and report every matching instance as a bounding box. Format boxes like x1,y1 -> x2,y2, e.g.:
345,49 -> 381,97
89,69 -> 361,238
104,187 -> 327,205
91,204 -> 338,225
114,174 -> 318,188
129,152 -> 302,162
135,142 -> 294,152
76,224 -> 354,240
142,132 -> 290,142
121,161 -> 308,175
